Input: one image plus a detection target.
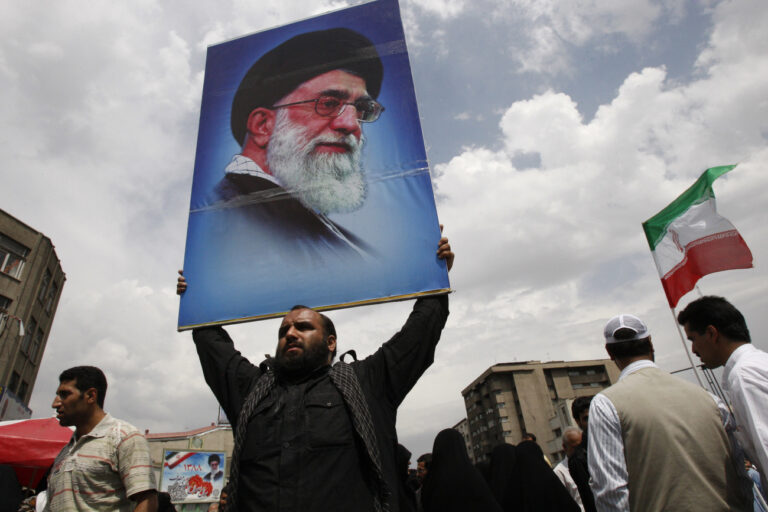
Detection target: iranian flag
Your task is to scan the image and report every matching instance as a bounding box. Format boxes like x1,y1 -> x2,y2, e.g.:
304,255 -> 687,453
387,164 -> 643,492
642,165 -> 753,308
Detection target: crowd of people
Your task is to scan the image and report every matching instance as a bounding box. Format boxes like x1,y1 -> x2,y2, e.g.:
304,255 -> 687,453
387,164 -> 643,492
6,23 -> 768,509
0,215 -> 762,512
392,295 -> 768,512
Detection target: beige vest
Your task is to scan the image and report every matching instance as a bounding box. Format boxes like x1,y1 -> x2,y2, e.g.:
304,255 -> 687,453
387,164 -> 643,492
601,366 -> 749,512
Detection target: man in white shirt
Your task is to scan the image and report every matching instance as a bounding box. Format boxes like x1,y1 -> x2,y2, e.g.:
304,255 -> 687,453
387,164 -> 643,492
587,314 -> 749,511
553,427 -> 585,511
678,295 -> 768,491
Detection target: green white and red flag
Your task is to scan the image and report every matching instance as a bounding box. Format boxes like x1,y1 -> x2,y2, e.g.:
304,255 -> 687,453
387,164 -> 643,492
642,165 -> 753,308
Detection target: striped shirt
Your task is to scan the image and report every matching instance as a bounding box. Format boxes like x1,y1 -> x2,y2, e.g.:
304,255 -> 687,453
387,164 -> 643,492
45,413 -> 155,512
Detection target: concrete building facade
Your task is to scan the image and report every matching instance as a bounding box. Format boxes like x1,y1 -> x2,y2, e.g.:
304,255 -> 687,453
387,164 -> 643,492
0,209 -> 65,418
462,359 -> 619,463
452,417 -> 474,462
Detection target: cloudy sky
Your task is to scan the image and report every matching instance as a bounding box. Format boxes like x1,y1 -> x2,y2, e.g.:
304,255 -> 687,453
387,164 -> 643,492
3,0 -> 767,459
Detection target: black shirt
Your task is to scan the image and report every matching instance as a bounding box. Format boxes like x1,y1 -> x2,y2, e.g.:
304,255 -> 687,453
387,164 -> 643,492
568,435 -> 597,512
193,296 -> 449,512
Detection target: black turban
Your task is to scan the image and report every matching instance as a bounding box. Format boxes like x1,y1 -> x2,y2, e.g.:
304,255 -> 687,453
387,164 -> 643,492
230,27 -> 384,146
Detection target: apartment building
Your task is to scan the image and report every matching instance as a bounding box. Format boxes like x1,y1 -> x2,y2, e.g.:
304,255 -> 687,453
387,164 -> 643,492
462,359 -> 619,463
0,209 -> 65,418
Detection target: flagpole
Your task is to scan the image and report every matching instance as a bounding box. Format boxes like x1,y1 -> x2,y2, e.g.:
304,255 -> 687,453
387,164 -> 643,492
668,306 -> 705,388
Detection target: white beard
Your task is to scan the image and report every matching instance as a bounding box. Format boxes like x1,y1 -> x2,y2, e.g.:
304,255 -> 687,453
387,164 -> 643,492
266,110 -> 367,215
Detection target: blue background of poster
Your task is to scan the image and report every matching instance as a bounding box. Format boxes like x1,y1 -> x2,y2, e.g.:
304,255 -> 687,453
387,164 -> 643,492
179,0 -> 449,329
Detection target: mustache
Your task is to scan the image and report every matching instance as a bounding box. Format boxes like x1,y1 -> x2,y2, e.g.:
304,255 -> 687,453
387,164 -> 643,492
305,133 -> 361,153
281,340 -> 303,352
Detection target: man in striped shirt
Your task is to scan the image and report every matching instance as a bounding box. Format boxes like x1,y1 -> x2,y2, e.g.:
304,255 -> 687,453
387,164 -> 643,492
46,366 -> 157,512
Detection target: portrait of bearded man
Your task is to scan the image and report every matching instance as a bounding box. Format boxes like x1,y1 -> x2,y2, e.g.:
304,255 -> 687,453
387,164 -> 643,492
179,5 -> 449,329
205,28 -> 385,258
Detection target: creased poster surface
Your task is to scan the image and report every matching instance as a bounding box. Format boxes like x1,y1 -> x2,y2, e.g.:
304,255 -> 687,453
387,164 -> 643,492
179,0 -> 448,329
160,450 -> 226,504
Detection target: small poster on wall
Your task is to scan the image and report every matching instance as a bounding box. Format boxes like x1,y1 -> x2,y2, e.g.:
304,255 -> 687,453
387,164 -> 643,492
160,450 -> 226,504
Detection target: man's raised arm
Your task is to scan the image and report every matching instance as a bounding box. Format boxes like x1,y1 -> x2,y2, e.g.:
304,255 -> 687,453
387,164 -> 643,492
361,227 -> 454,405
177,270 -> 262,423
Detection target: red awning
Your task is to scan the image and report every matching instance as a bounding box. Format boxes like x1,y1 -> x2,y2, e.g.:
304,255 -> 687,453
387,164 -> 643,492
0,418 -> 73,488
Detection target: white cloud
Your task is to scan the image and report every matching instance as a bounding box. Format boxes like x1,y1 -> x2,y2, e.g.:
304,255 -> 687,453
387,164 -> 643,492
492,0 -> 684,74
3,0 -> 766,462
430,0 -> 768,406
410,0 -> 466,20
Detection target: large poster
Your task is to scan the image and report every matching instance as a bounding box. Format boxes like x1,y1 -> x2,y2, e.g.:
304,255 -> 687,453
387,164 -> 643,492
179,0 -> 449,329
160,450 -> 226,504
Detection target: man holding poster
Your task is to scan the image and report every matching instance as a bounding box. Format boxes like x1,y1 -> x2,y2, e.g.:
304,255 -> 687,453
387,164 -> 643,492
177,235 -> 453,512
180,0 -> 449,329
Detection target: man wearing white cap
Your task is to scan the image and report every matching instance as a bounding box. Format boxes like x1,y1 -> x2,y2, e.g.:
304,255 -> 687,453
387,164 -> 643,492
587,314 -> 750,512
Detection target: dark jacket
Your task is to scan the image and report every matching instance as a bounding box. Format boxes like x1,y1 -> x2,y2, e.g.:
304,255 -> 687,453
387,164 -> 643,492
193,296 -> 449,512
568,435 -> 597,512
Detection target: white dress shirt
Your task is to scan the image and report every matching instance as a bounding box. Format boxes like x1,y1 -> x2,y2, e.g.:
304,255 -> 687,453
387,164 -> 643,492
722,343 -> 768,491
586,360 -> 734,512
553,456 -> 585,511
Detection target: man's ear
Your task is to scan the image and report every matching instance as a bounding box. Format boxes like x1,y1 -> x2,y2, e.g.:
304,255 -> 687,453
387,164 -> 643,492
245,108 -> 276,148
326,334 -> 337,356
84,388 -> 98,405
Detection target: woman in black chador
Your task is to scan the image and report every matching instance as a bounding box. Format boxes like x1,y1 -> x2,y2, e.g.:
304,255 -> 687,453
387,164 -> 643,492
513,441 -> 581,512
488,443 -> 523,511
420,429 -> 502,512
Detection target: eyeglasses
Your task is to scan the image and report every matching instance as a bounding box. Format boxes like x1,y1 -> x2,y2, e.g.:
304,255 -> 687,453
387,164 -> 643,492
271,94 -> 385,122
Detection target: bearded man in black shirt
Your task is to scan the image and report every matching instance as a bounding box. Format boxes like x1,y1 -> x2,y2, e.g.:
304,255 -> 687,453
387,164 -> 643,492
177,235 -> 453,512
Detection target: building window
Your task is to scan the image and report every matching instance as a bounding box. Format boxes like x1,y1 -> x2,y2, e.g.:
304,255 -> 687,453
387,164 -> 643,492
497,402 -> 505,408
18,381 -> 29,401
29,327 -> 44,362
0,295 -> 10,333
586,369 -> 596,375
38,270 -> 52,303
568,370 -> 581,376
20,317 -> 37,354
45,281 -> 59,313
500,416 -> 509,423
0,235 -> 29,279
9,371 -> 20,394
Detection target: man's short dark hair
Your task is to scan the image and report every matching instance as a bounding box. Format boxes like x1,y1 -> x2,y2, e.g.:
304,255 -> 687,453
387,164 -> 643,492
208,454 -> 220,465
522,432 -> 536,442
677,296 -> 750,342
571,396 -> 592,420
289,305 -> 337,358
59,366 -> 107,409
606,336 -> 653,360
417,453 -> 432,470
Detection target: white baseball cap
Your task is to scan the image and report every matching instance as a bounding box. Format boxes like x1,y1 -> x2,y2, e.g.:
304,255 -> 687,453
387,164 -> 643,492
604,314 -> 649,344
